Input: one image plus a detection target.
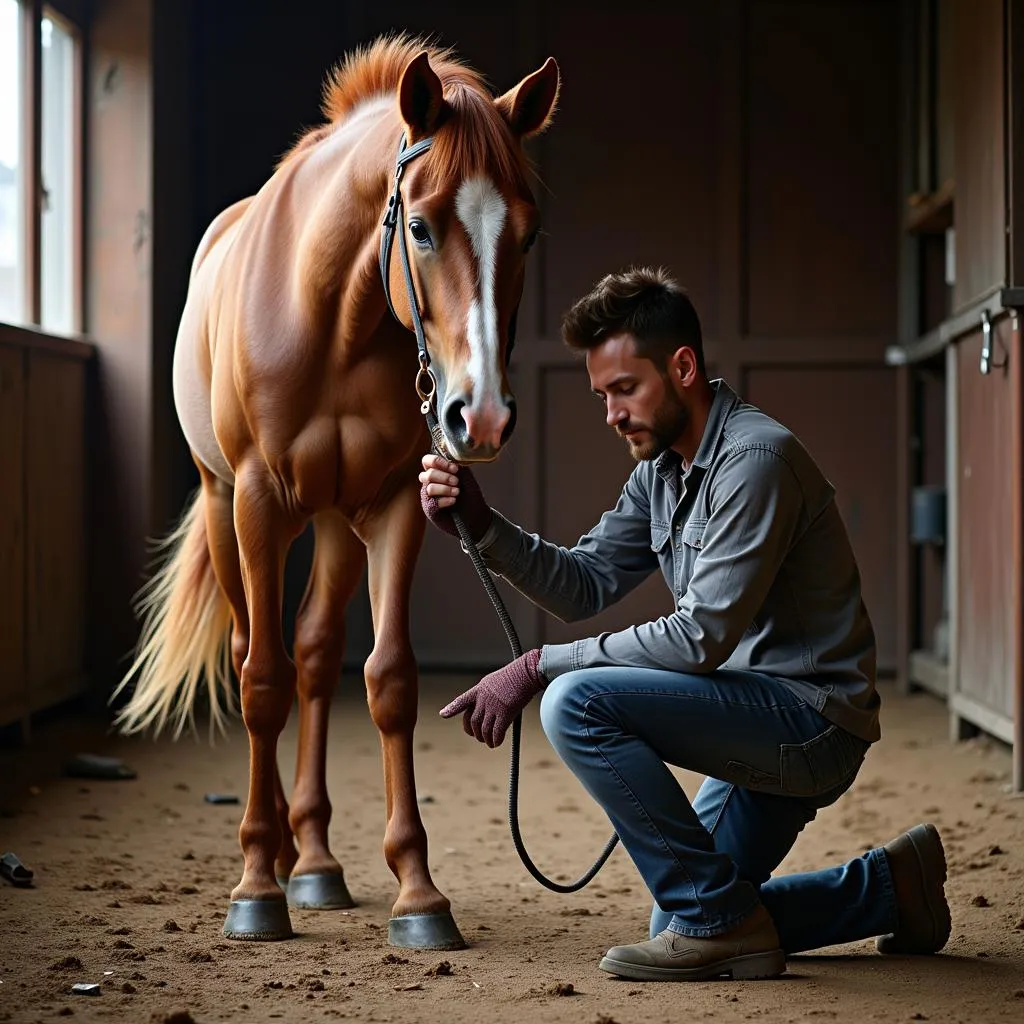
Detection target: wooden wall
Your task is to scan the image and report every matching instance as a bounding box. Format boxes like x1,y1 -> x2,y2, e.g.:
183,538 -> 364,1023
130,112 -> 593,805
952,0 -> 1006,310
890,0 -> 1023,788
952,319 -> 1019,739
84,0 -> 157,689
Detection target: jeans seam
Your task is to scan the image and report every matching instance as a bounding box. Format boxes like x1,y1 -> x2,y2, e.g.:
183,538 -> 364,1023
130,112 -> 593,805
704,782 -> 735,837
665,780 -> 760,937
580,686 -> 809,713
870,846 -> 899,932
580,697 -> 706,925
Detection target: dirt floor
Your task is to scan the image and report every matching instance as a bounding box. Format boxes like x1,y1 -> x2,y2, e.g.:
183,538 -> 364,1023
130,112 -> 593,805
0,675 -> 1022,1024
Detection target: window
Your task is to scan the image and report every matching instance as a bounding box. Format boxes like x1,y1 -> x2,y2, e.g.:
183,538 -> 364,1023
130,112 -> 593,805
0,0 -> 83,334
41,11 -> 77,333
0,0 -> 24,325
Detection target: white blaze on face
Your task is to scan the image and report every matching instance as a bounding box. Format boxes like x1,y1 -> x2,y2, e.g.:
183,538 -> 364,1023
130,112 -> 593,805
455,176 -> 507,412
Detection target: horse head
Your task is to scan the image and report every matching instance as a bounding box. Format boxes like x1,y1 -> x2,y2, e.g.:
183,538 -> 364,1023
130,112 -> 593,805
381,49 -> 560,463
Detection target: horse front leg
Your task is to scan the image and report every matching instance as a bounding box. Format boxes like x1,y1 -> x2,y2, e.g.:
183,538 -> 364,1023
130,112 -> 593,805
222,462 -> 302,941
286,510 -> 366,910
363,483 -> 467,951
273,767 -> 299,887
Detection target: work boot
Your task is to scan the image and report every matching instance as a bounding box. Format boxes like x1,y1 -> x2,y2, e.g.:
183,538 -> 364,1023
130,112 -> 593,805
876,823 -> 951,954
598,903 -> 785,981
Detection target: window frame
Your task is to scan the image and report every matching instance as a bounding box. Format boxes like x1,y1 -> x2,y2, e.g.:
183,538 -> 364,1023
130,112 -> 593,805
5,0 -> 86,337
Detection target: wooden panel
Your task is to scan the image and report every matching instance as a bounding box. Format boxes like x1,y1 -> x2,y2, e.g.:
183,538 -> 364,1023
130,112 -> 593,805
743,366 -> 898,672
1010,0 -> 1024,286
152,0 -> 199,536
86,0 -> 155,685
918,366 -> 948,650
935,0 -> 957,190
1013,312 -> 1023,794
745,0 -> 899,338
952,0 -> 1006,309
540,364 -> 676,647
895,364 -> 912,690
25,353 -> 87,702
0,347 -> 26,726
955,319 -> 1016,721
542,3 -> 718,339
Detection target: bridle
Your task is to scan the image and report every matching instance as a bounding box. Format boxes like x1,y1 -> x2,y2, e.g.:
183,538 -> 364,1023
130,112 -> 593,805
376,130 -> 621,896
378,133 -> 455,461
378,133 -> 521,459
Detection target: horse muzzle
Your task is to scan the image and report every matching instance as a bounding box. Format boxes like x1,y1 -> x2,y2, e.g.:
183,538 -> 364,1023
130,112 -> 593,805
440,393 -> 518,463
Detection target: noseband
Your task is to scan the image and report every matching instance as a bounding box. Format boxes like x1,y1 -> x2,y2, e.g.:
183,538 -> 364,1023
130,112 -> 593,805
378,134 -> 456,460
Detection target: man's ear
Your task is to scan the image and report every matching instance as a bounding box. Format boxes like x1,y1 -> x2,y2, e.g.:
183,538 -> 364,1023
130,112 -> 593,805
672,346 -> 700,386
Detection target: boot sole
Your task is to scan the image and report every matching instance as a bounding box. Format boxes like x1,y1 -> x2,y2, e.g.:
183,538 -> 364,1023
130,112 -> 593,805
876,822 -> 951,954
598,948 -> 786,982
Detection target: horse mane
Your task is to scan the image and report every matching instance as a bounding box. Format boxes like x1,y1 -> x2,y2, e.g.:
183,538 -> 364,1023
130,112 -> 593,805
281,33 -> 531,189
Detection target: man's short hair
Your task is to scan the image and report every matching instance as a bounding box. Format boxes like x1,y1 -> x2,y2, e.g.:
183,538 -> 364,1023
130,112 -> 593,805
561,266 -> 706,377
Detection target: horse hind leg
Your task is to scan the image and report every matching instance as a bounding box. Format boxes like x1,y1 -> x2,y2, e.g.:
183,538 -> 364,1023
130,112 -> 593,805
222,461 -> 303,941
362,482 -> 466,951
200,463 -> 300,888
286,510 -> 366,910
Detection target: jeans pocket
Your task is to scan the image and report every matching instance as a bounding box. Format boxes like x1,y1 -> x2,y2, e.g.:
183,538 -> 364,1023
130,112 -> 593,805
725,759 -> 783,793
779,725 -> 868,799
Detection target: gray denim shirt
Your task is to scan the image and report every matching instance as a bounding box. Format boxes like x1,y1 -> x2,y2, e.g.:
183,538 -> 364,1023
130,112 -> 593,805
474,379 -> 881,744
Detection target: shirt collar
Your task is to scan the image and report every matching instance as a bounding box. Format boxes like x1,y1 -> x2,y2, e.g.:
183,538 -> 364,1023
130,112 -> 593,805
654,378 -> 738,482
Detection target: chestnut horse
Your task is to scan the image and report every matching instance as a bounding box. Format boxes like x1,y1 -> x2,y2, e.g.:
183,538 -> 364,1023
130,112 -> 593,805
111,35 -> 559,950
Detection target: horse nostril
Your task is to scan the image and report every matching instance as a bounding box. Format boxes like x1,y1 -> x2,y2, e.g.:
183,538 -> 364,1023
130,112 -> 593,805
444,398 -> 468,444
501,398 -> 517,445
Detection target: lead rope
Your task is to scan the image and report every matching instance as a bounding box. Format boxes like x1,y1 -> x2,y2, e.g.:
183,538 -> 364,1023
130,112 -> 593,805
383,133 -> 619,893
423,409 -> 621,893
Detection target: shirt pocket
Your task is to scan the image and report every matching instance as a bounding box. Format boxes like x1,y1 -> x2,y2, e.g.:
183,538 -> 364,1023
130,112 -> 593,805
682,519 -> 707,550
650,519 -> 671,553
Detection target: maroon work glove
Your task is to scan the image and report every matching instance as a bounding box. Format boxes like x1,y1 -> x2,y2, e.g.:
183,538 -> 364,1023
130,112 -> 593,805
439,649 -> 545,748
419,459 -> 493,544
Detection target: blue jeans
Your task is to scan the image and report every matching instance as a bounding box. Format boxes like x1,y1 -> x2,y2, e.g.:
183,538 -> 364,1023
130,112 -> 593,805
539,667 -> 896,954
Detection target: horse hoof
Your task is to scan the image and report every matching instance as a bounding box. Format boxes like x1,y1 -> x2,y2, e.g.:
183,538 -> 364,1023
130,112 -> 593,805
223,898 -> 294,941
287,872 -> 355,910
275,875 -> 290,893
388,911 -> 467,950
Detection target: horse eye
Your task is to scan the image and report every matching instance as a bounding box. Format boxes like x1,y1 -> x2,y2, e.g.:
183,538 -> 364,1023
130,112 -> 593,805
523,229 -> 539,254
409,220 -> 432,247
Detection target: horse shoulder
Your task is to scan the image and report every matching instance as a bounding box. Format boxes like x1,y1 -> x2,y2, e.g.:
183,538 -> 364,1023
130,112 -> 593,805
191,196 -> 253,281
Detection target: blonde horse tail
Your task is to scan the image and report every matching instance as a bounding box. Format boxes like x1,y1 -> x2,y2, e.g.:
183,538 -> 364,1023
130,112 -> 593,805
111,486 -> 235,740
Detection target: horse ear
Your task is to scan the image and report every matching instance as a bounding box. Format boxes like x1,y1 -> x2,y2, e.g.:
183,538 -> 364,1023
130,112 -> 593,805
495,57 -> 560,138
399,51 -> 446,138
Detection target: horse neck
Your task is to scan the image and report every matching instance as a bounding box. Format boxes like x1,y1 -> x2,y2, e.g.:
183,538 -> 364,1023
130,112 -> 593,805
289,100 -> 401,347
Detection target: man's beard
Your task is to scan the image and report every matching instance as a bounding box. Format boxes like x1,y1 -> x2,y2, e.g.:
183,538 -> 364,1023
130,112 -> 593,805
618,388 -> 690,462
